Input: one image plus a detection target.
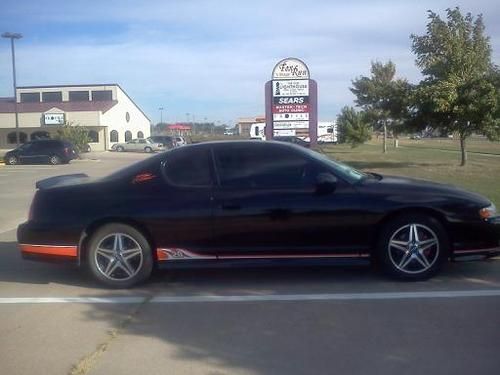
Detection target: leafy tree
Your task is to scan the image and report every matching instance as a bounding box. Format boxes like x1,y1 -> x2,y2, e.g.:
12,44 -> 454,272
411,8 -> 500,165
351,61 -> 411,153
55,122 -> 91,154
336,106 -> 372,148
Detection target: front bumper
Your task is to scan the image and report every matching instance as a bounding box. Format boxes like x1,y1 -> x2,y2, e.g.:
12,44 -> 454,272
451,216 -> 500,259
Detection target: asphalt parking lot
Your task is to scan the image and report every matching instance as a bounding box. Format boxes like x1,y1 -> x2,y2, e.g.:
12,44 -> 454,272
0,152 -> 499,375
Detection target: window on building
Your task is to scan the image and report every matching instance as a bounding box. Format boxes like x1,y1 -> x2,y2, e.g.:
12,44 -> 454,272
92,90 -> 113,101
137,131 -> 144,139
125,130 -> 132,141
20,92 -> 40,103
110,130 -> 119,142
42,92 -> 62,102
68,91 -> 89,101
88,130 -> 99,143
30,131 -> 51,140
164,148 -> 212,186
7,132 -> 28,144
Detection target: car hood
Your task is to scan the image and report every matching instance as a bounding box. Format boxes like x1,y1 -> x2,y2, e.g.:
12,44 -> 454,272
362,174 -> 491,206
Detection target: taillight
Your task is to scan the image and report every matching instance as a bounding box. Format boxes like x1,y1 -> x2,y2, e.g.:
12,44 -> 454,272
28,191 -> 39,221
28,199 -> 35,221
64,147 -> 70,155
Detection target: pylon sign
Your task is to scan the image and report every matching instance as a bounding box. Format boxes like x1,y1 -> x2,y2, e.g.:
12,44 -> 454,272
265,58 -> 317,145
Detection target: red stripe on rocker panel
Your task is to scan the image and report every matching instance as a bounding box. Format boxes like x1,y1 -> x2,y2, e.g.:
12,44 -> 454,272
19,244 -> 77,257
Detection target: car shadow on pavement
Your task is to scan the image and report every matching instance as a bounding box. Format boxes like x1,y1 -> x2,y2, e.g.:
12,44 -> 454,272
74,262 -> 500,375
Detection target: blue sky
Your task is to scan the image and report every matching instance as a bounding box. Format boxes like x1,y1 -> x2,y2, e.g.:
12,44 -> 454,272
1,0 -> 499,125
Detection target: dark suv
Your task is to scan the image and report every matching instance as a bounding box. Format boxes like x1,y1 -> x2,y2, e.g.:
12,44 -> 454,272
4,139 -> 78,165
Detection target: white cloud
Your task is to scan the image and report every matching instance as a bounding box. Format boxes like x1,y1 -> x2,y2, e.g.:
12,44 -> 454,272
0,0 -> 499,123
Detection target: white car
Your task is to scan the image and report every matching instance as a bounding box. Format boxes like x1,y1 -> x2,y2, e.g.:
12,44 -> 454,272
175,136 -> 187,146
112,138 -> 165,153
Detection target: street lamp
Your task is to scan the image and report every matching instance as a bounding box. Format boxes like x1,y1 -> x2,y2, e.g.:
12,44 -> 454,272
2,32 -> 22,147
158,107 -> 164,124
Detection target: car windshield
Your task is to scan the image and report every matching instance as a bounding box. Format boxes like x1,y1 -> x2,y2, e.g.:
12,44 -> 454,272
303,148 -> 367,183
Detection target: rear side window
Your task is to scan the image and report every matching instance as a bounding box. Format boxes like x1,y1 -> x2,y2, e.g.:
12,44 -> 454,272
41,140 -> 62,150
214,144 -> 313,189
163,147 -> 212,187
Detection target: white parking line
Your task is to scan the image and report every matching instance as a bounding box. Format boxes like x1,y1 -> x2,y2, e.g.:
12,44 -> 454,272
1,289 -> 500,304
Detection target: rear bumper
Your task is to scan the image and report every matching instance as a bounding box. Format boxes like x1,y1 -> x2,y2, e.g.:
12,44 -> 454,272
17,221 -> 80,263
20,244 -> 78,263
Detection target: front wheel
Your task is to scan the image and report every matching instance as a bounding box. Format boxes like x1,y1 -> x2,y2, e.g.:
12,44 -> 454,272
377,214 -> 448,280
87,224 -> 153,288
116,146 -> 124,152
144,146 -> 153,153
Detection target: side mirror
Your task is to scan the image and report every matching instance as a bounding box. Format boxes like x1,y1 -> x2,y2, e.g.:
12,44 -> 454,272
316,173 -> 337,194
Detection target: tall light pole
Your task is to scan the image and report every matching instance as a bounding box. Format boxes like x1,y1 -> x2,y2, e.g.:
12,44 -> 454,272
158,107 -> 164,124
2,32 -> 22,147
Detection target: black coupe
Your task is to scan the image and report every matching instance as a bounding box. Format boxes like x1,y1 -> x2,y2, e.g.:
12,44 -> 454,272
18,141 -> 500,287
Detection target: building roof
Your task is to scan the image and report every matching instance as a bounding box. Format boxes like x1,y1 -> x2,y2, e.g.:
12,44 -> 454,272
14,83 -> 151,122
0,100 -> 118,114
17,83 -> 119,89
168,124 -> 192,130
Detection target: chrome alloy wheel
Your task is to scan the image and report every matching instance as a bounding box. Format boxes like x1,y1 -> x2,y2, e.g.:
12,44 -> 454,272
388,224 -> 439,274
7,156 -> 18,165
94,233 -> 144,281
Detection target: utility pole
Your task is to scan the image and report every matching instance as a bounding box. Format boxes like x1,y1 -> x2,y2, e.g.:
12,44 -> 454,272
2,32 -> 23,147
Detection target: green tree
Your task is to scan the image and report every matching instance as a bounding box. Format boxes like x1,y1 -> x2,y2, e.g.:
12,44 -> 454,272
336,106 -> 371,148
55,122 -> 91,154
411,8 -> 500,165
350,61 -> 411,153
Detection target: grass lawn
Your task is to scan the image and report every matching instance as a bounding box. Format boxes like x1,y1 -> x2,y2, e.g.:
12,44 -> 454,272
398,137 -> 500,155
320,140 -> 500,207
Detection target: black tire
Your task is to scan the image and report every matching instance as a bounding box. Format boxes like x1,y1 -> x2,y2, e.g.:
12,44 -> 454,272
87,223 -> 153,288
144,146 -> 153,153
377,214 -> 448,280
116,146 -> 124,152
49,155 -> 61,165
6,155 -> 18,165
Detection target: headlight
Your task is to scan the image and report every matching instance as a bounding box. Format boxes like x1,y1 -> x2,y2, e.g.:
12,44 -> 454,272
479,203 -> 497,220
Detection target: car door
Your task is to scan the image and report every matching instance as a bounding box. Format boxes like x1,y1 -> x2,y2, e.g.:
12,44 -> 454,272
140,146 -> 216,257
138,139 -> 148,151
18,142 -> 40,164
211,143 -> 365,258
126,139 -> 139,151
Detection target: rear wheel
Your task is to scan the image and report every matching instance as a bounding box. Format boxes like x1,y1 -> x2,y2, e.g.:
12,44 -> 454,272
87,223 -> 153,288
377,214 -> 448,280
116,146 -> 124,152
49,155 -> 61,165
6,155 -> 18,165
144,146 -> 153,153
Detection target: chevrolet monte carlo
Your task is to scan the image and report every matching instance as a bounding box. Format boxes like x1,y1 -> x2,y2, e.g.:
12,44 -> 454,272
18,141 -> 500,288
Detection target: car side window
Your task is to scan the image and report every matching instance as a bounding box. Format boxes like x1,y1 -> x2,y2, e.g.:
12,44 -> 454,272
29,142 -> 45,152
214,144 -> 315,189
163,147 -> 212,187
